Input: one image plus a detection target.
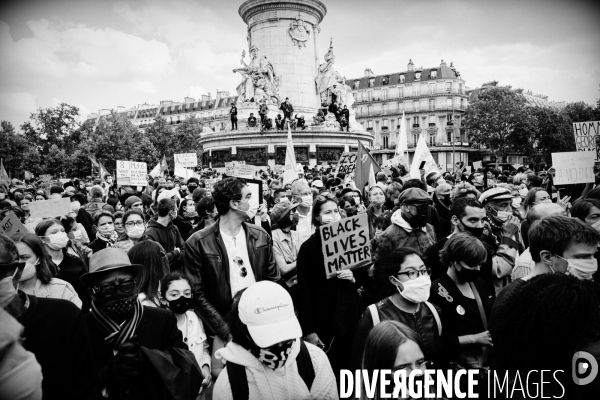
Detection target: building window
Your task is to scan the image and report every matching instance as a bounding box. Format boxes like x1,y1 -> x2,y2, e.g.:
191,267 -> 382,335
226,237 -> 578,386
447,130 -> 453,142
429,99 -> 434,111
429,134 -> 435,146
429,115 -> 436,125
354,81 -> 360,90
414,100 -> 419,112
400,74 -> 405,83
413,133 -> 420,145
383,76 -> 390,85
415,72 -> 421,81
431,70 -> 437,79
446,82 -> 453,93
383,136 -> 389,148
382,89 -> 388,100
399,87 -> 404,98
375,121 -> 380,131
429,83 -> 435,94
368,120 -> 373,129
460,98 -> 465,109
414,85 -> 420,96
383,119 -> 388,128
369,78 -> 375,88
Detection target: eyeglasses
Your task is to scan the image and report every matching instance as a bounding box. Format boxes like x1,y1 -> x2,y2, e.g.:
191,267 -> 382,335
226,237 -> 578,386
397,268 -> 431,280
233,257 -> 247,277
125,220 -> 145,228
90,279 -> 137,298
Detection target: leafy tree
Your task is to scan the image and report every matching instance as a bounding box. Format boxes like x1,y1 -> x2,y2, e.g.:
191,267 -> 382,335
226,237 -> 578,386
0,121 -> 29,176
146,114 -> 203,170
45,145 -> 67,177
524,107 -> 575,165
20,103 -> 80,155
563,102 -> 599,123
21,147 -> 43,177
463,88 -> 535,164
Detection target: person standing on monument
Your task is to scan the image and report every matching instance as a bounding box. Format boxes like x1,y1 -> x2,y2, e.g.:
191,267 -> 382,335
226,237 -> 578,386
229,103 -> 238,131
275,114 -> 284,131
279,97 -> 294,124
341,105 -> 350,131
258,100 -> 269,130
328,100 -> 341,125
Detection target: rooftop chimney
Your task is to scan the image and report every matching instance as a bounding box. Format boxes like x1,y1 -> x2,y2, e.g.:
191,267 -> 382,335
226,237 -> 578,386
407,59 -> 414,72
184,97 -> 196,103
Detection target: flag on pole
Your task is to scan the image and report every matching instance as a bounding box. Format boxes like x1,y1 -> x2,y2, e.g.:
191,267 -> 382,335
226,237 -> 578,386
396,111 -> 408,156
0,159 -> 10,186
160,156 -> 168,172
282,125 -> 299,185
149,162 -> 162,178
355,141 -> 381,191
410,135 -> 439,179
98,162 -> 110,179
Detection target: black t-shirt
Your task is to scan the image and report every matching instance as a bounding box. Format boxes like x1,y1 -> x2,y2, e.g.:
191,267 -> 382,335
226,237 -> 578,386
18,293 -> 100,400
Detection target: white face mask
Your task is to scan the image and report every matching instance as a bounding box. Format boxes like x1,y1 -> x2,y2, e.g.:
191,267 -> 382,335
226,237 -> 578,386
495,210 -> 512,222
44,231 -> 69,250
71,201 -> 81,212
72,230 -> 82,241
565,258 -> 598,280
320,212 -> 341,225
19,259 -> 38,282
127,225 -> 146,240
591,219 -> 600,233
300,195 -> 313,208
512,197 -> 522,208
394,274 -> 431,303
238,196 -> 259,220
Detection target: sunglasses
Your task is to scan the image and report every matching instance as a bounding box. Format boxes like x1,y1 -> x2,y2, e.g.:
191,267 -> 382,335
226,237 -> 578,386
90,279 -> 137,298
233,256 -> 247,277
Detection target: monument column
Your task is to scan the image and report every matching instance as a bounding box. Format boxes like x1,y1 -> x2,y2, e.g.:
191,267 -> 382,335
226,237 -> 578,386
239,0 -> 327,118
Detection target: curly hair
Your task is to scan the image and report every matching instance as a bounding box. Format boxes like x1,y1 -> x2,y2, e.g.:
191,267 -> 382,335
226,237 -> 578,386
490,274 -> 600,382
212,177 -> 247,216
450,182 -> 480,202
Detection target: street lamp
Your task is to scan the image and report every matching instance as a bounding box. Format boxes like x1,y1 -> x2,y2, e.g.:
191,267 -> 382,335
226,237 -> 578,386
447,87 -> 456,171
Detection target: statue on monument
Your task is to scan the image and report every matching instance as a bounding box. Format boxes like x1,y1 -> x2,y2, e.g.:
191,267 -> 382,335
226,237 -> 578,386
315,39 -> 354,109
233,45 -> 281,105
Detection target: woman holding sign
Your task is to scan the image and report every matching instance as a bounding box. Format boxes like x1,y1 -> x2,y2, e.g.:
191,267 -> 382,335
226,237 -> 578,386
296,192 -> 367,382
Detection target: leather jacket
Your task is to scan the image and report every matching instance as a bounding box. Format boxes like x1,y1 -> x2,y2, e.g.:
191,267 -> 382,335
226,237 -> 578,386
183,221 -> 279,339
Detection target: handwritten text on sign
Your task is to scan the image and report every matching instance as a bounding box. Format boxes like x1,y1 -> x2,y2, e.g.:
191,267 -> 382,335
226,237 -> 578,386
116,161 -> 147,186
551,151 -> 595,185
174,153 -> 198,168
335,152 -> 357,175
0,213 -> 29,235
573,121 -> 600,162
320,213 -> 371,279
225,161 -> 255,177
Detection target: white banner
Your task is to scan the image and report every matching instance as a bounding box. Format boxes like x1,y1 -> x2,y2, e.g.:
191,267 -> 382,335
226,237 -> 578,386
283,126 -> 299,184
551,151 -> 595,185
174,153 -> 198,168
410,135 -> 439,179
174,166 -> 201,180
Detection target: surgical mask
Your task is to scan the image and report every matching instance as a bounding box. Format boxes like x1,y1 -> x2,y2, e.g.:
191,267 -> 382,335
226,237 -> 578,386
300,195 -> 313,208
564,258 -> 598,281
71,201 -> 81,212
96,294 -> 137,317
0,268 -> 19,308
454,263 -> 481,282
19,259 -> 38,282
519,188 -> 528,198
394,274 -> 431,303
320,212 -> 341,224
185,206 -> 195,213
250,339 -> 295,370
127,225 -> 146,240
166,296 -> 193,315
493,210 -> 512,222
371,194 -> 384,205
591,219 -> 600,233
512,197 -> 522,208
98,224 -> 115,237
44,232 -> 69,250
242,196 -> 259,220
72,230 -> 82,241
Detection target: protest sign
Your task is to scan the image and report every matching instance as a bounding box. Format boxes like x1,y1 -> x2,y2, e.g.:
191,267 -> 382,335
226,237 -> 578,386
0,213 -> 29,236
39,174 -> 52,182
320,213 -> 371,279
573,121 -> 600,161
472,161 -> 482,170
29,198 -> 72,219
551,151 -> 595,185
174,166 -> 200,180
225,161 -> 255,178
174,153 -> 198,168
116,161 -> 147,186
204,178 -> 221,192
335,152 -> 357,175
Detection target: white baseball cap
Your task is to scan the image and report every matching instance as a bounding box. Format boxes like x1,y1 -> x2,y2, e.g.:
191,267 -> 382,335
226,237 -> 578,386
238,281 -> 302,348
311,179 -> 324,189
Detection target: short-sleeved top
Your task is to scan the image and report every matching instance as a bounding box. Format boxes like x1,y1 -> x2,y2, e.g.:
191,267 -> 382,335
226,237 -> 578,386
220,227 -> 256,297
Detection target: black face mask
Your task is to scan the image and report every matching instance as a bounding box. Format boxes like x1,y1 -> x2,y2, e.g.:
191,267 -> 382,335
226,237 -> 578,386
96,294 -> 137,317
166,296 -> 193,315
459,220 -> 484,238
455,264 -> 481,282
403,204 -> 430,228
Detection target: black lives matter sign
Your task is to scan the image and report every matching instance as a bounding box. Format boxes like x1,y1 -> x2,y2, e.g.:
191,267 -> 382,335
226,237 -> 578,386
320,213 -> 371,279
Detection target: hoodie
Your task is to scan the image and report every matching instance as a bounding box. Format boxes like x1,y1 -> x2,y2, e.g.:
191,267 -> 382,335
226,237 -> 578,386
212,339 -> 339,400
145,219 -> 185,269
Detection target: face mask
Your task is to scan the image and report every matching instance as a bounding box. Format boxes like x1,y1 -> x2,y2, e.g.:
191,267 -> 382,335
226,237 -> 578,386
591,219 -> 600,233
403,204 -> 430,228
0,268 -> 19,308
166,295 -> 193,315
44,231 -> 69,250
565,258 -> 598,281
72,230 -> 82,241
519,188 -> 528,198
512,197 -> 522,208
394,274 -> 431,303
127,225 -> 146,240
239,196 -> 259,220
96,294 -> 137,317
459,219 -> 484,238
320,212 -> 341,225
454,263 -> 481,282
98,224 -> 115,238
371,194 -> 384,205
250,339 -> 295,370
300,195 -> 313,208
185,206 -> 195,213
495,210 -> 512,222
70,201 -> 81,212
19,260 -> 38,282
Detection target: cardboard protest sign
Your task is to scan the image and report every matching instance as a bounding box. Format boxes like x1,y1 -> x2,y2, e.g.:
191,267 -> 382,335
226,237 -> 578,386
116,161 -> 147,186
174,153 -> 198,168
203,178 -> 221,192
551,151 -> 595,185
29,198 -> 72,219
0,213 -> 29,235
335,152 -> 357,175
573,121 -> 600,161
225,161 -> 255,178
320,213 -> 371,279
39,175 -> 52,182
472,161 -> 482,170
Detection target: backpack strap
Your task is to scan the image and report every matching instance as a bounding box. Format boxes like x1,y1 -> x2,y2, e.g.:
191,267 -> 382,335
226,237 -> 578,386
227,361 -> 249,400
424,301 -> 442,336
296,340 -> 315,391
368,303 -> 380,326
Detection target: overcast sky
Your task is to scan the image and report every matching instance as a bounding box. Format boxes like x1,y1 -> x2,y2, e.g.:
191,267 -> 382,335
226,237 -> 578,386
1,0 -> 599,127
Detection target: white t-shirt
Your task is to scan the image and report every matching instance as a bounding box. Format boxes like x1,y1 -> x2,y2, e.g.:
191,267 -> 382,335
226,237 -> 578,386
220,227 -> 256,298
296,207 -> 314,246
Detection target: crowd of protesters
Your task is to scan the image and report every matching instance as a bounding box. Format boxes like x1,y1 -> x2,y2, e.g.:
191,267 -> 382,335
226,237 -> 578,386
1,160 -> 599,400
